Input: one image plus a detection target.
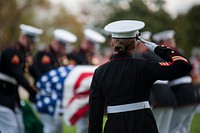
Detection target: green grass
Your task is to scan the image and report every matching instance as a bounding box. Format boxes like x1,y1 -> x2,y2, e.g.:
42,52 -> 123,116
63,117 -> 107,133
190,113 -> 200,133
63,113 -> 200,133
63,125 -> 76,132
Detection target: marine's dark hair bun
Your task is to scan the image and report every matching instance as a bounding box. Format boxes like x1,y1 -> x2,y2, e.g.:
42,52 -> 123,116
114,45 -> 125,53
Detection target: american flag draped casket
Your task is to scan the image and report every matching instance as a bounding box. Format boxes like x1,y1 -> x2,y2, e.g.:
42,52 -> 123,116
36,65 -> 97,126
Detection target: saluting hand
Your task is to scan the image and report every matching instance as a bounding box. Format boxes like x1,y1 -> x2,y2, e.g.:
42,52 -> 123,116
138,38 -> 158,52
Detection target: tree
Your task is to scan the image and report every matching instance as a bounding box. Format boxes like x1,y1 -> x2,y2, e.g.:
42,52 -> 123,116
100,0 -> 173,35
173,14 -> 188,55
37,6 -> 84,47
185,5 -> 200,54
152,0 -> 165,9
0,0 -> 49,51
0,0 -> 83,52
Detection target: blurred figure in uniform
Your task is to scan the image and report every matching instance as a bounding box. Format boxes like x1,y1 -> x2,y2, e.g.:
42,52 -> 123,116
30,29 -> 77,81
30,29 -> 77,133
134,31 -> 151,58
70,29 -> 106,65
89,20 -> 192,133
0,24 -> 43,133
153,30 -> 199,133
98,34 -> 113,65
134,31 -> 177,133
99,47 -> 113,65
190,48 -> 200,93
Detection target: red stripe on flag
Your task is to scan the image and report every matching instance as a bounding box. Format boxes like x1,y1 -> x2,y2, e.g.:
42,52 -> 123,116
74,73 -> 93,91
69,104 -> 89,125
68,90 -> 90,105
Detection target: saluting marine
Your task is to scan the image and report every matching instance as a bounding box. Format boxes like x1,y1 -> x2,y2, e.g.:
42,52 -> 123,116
89,20 -> 192,133
0,24 -> 43,133
135,31 -> 177,133
153,30 -> 199,133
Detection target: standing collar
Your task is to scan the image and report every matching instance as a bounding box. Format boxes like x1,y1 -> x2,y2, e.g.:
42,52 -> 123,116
111,53 -> 132,60
14,42 -> 26,51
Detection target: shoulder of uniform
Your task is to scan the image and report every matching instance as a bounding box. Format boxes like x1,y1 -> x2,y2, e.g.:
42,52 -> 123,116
6,48 -> 21,57
37,49 -> 51,57
10,54 -> 21,65
158,62 -> 173,66
40,54 -> 51,64
97,61 -> 110,70
171,55 -> 189,63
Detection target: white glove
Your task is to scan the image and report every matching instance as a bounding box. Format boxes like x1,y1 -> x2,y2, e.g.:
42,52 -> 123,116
138,38 -> 158,52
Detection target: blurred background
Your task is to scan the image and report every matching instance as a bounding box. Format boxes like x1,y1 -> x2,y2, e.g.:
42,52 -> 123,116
0,0 -> 200,56
1,0 -> 200,133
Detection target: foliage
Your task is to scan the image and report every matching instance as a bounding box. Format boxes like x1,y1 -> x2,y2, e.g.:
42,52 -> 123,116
0,0 -> 200,56
173,14 -> 188,55
172,5 -> 200,56
35,6 -> 84,49
99,0 -> 200,56
0,0 -> 83,52
101,0 -> 172,32
185,5 -> 200,54
99,0 -> 173,40
0,0 -> 49,50
152,0 -> 165,9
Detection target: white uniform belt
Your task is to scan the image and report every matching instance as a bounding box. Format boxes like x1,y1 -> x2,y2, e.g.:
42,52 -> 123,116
168,76 -> 192,87
107,101 -> 150,114
154,80 -> 168,84
0,72 -> 17,85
